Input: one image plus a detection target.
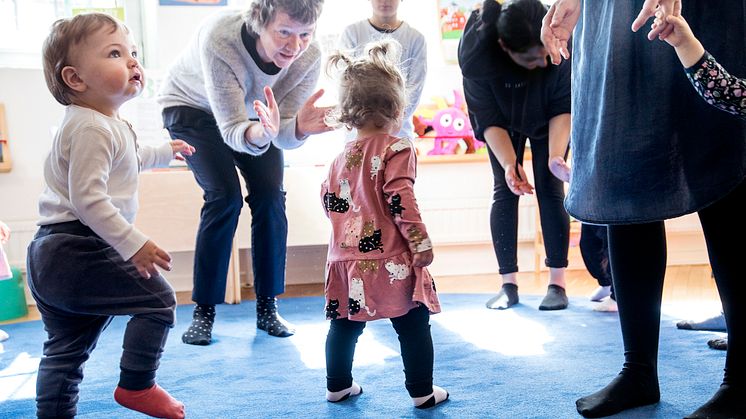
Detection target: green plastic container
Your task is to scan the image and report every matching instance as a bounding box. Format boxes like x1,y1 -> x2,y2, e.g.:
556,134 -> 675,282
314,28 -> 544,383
0,267 -> 28,321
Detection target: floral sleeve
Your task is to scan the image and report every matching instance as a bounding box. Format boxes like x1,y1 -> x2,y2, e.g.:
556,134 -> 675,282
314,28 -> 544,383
685,52 -> 746,120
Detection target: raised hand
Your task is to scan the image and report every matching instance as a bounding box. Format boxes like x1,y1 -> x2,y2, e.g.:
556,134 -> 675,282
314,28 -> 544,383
250,86 -> 280,146
296,89 -> 336,138
541,0 -> 581,64
169,139 -> 195,161
631,0 -> 682,40
130,240 -> 172,279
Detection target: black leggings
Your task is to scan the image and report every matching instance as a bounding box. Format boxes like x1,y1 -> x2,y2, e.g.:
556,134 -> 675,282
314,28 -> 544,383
608,179 -> 746,384
487,137 -> 569,274
325,305 -> 434,397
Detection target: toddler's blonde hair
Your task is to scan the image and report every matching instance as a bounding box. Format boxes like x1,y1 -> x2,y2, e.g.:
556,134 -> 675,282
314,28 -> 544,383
326,39 -> 406,131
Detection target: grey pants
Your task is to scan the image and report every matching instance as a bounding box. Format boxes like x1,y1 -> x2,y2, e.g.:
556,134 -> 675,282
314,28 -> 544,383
27,221 -> 176,419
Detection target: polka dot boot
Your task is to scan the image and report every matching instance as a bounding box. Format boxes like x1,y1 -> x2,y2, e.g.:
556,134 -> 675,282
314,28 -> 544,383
181,304 -> 215,346
256,296 -> 295,338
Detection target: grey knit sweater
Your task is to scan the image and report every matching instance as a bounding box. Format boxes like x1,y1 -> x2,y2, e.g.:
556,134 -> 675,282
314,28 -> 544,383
157,10 -> 321,155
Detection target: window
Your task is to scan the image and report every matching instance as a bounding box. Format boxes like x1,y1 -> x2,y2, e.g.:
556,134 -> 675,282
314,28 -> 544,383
0,0 -> 136,68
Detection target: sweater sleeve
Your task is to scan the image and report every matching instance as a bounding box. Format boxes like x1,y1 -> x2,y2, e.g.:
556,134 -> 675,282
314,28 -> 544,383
382,139 -> 432,254
199,38 -> 269,156
462,77 -> 508,142
686,52 -> 746,121
138,141 -> 174,171
403,32 -> 427,128
68,126 -> 148,260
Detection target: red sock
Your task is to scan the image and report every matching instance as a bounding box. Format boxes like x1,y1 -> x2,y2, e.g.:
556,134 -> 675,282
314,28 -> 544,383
114,384 -> 185,419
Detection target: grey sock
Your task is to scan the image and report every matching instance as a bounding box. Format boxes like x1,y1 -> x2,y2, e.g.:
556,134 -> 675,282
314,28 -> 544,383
485,283 -> 519,310
677,312 -> 726,331
707,337 -> 727,350
539,284 -> 568,311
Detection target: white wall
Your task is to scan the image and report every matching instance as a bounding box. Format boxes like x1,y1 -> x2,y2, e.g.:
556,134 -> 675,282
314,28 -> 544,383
0,0 -> 467,265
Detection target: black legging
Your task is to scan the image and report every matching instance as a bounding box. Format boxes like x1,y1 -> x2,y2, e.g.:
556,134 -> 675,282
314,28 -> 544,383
608,179 -> 746,385
487,137 -> 569,274
325,305 -> 434,397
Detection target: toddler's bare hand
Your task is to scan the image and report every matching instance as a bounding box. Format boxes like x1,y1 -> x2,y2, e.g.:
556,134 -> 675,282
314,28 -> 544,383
130,240 -> 172,279
413,250 -> 434,267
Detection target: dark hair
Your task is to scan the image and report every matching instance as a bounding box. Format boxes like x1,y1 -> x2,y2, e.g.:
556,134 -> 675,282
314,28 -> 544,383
246,0 -> 324,34
479,0 -> 547,53
42,13 -> 128,105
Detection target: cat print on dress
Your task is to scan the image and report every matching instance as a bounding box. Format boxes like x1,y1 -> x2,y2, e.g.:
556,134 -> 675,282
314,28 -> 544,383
340,216 -> 362,249
385,260 -> 410,284
389,193 -> 406,217
389,138 -> 411,152
345,145 -> 364,170
325,299 -> 341,320
407,225 -> 433,252
359,221 -> 384,253
323,191 -> 350,213
349,277 -> 376,317
338,178 -> 360,212
358,260 -> 379,273
370,155 -> 383,180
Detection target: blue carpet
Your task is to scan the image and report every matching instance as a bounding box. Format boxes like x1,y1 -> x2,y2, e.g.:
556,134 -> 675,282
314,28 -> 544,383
0,294 -> 727,418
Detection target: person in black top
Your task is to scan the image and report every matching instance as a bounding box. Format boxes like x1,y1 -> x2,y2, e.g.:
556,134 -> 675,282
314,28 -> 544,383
458,0 -> 571,311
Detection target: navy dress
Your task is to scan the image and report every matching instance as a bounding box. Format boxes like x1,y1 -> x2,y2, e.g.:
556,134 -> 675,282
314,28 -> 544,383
567,0 -> 746,224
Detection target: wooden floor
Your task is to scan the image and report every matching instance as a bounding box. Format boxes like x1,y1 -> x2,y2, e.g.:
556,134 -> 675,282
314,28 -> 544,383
1,264 -> 719,326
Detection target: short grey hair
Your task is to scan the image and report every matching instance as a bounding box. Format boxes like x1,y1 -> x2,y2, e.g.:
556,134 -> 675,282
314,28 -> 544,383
246,0 -> 324,34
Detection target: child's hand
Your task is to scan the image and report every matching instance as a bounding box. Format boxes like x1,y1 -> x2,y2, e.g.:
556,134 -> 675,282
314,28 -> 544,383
130,240 -> 172,279
504,163 -> 535,196
250,86 -> 280,146
170,140 -> 195,161
413,249 -> 434,267
654,14 -> 705,68
0,221 -> 10,244
653,13 -> 693,47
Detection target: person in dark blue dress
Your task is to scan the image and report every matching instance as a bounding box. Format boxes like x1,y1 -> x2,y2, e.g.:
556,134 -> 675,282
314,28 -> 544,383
542,0 -> 746,418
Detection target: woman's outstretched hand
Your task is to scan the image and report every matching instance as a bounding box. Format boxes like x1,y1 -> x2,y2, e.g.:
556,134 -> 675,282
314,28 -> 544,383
249,86 -> 280,147
296,89 -> 336,138
541,0 -> 581,65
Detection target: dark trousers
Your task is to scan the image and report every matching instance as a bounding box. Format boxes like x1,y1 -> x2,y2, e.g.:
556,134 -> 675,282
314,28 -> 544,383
580,223 -> 614,298
608,179 -> 746,385
27,221 -> 176,419
487,138 -> 569,274
325,305 -> 434,397
163,106 -> 287,303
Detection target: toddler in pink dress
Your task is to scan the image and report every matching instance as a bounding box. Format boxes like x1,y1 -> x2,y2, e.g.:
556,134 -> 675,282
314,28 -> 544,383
320,38 -> 448,409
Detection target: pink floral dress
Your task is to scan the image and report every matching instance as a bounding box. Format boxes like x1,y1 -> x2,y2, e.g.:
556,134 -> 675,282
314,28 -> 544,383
321,134 -> 440,321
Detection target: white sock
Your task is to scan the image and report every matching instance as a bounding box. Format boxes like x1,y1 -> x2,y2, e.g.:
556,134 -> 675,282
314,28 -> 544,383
589,285 -> 612,302
0,329 -> 8,342
412,385 -> 449,409
593,297 -> 618,312
326,381 -> 362,402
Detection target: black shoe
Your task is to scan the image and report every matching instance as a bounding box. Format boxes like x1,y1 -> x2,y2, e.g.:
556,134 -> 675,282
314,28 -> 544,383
256,296 -> 295,338
182,304 -> 215,345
